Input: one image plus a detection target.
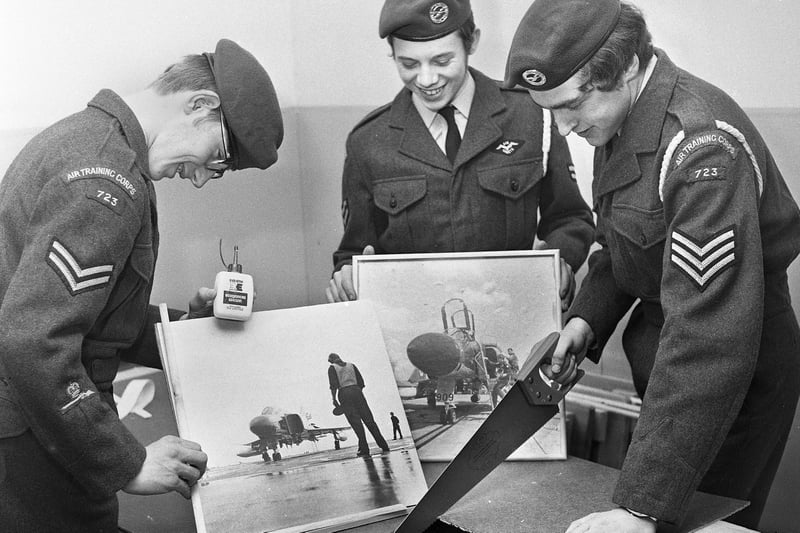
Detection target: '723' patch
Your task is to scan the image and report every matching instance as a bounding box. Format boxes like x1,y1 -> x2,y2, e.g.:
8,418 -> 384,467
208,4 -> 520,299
687,165 -> 726,183
87,188 -> 123,215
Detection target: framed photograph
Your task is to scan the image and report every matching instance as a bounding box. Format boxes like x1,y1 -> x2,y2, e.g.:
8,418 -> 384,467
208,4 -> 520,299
353,250 -> 566,462
157,300 -> 427,533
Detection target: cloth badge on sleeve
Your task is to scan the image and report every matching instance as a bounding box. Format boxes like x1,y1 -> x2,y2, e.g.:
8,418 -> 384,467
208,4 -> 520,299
670,227 -> 736,291
47,239 -> 113,295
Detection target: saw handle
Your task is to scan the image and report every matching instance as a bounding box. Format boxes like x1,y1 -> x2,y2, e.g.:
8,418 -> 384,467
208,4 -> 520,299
516,332 -> 583,406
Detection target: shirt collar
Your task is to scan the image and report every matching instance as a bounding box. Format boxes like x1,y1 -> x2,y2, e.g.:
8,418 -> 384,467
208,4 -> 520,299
412,71 -> 475,128
617,55 -> 658,137
634,54 -> 658,104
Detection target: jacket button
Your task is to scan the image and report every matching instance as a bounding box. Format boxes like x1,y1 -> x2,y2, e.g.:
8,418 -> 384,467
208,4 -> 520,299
390,196 -> 397,209
639,233 -> 647,245
510,179 -> 519,192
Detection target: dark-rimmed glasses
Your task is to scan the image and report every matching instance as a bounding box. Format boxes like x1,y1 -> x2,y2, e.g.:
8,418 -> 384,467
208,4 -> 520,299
206,109 -> 233,179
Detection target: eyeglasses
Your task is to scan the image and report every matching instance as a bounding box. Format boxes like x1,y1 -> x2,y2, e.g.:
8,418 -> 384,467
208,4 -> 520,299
206,109 -> 233,179
202,51 -> 234,179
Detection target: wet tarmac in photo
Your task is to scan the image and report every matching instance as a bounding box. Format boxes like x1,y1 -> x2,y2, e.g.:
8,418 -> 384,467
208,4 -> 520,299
196,438 -> 424,533
404,393 -> 564,461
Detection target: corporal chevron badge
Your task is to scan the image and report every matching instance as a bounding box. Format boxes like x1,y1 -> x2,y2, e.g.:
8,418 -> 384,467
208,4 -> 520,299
47,239 -> 113,295
670,227 -> 736,291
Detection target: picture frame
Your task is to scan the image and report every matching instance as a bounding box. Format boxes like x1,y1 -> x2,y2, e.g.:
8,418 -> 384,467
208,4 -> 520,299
353,250 -> 567,462
156,300 -> 428,533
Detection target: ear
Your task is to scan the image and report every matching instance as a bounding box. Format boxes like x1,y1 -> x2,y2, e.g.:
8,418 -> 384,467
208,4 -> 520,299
622,54 -> 641,84
184,90 -> 222,116
468,28 -> 481,55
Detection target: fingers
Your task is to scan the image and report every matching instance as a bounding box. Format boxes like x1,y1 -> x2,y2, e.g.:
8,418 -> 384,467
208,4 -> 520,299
326,278 -> 342,303
187,287 -> 216,319
362,245 -> 375,255
328,266 -> 356,302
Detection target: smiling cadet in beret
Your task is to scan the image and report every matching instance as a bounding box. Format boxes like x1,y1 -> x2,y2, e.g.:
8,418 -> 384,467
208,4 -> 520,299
505,1 -> 800,531
327,0 -> 595,317
0,39 -> 282,531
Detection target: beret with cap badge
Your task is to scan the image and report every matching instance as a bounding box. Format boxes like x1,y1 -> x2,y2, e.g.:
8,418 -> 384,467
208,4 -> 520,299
206,39 -> 283,171
379,0 -> 472,41
504,0 -> 621,91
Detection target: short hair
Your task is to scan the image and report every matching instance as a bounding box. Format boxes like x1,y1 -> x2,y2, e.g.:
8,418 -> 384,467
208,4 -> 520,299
388,16 -> 478,55
577,2 -> 653,92
149,54 -> 221,122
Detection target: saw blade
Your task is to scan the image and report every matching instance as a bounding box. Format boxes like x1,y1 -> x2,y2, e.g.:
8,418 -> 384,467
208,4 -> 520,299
395,331 -> 582,533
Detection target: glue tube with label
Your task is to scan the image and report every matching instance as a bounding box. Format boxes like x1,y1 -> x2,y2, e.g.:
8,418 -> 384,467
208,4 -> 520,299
213,245 -> 254,321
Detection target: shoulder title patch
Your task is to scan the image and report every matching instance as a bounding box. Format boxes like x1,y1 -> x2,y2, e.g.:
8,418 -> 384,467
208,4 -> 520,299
670,227 -> 736,292
673,132 -> 737,168
64,166 -> 137,199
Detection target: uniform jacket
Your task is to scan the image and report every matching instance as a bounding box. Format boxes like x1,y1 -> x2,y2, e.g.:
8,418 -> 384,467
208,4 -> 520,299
0,90 -> 167,514
569,50 -> 800,523
333,68 -> 594,272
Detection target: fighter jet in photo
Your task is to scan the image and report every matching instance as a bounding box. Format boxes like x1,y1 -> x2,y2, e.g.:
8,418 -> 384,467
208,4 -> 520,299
237,407 -> 350,462
406,298 -> 519,425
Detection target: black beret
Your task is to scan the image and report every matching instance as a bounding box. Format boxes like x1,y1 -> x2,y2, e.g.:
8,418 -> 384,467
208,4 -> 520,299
208,39 -> 283,171
379,0 -> 472,41
504,0 -> 621,91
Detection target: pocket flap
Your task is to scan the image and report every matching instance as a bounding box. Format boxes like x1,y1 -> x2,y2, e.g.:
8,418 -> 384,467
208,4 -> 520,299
611,205 -> 666,250
478,158 -> 543,200
374,176 -> 427,215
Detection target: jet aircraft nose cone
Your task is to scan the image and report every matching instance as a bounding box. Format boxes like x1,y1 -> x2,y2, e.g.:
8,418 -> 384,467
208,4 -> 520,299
407,332 -> 461,377
249,415 -> 278,439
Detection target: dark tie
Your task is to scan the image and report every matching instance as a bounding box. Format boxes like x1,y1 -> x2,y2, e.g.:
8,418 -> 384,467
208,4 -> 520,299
438,105 -> 461,164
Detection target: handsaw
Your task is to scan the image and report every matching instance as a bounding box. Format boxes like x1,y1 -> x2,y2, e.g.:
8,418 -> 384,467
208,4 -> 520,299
395,331 -> 583,533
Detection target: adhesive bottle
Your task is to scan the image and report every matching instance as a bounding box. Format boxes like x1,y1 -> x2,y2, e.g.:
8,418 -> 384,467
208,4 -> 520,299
213,245 -> 254,321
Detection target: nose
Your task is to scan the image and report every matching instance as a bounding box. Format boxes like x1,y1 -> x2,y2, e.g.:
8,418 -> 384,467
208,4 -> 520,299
416,63 -> 439,88
191,169 -> 214,189
552,109 -> 578,137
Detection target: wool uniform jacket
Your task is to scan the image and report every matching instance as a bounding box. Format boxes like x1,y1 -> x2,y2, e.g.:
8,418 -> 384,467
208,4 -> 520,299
333,68 -> 595,273
569,50 -> 800,524
0,90 -> 174,531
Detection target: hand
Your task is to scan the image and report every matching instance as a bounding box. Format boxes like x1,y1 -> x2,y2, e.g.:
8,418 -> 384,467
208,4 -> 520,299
326,245 -> 375,302
559,258 -> 576,311
181,287 -> 216,320
565,508 -> 657,533
544,317 -> 594,385
123,435 -> 208,499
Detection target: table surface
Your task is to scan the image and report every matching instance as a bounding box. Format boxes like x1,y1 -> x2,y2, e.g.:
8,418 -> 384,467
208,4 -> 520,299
344,457 -> 752,533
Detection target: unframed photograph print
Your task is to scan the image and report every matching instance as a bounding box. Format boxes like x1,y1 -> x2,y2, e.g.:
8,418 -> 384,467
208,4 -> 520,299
158,300 -> 427,533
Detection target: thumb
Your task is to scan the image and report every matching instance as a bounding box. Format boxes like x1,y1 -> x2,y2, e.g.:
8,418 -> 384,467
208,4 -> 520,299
363,245 -> 375,256
189,287 -> 216,313
550,336 -> 571,375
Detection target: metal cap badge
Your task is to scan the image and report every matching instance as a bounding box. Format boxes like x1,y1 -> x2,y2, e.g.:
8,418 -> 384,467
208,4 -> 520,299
504,0 -> 622,91
379,0 -> 472,41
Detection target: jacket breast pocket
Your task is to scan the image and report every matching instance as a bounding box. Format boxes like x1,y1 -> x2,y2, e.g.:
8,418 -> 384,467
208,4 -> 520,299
373,176 -> 430,251
477,158 -> 543,200
610,204 -> 666,299
0,379 -> 29,439
90,235 -> 155,345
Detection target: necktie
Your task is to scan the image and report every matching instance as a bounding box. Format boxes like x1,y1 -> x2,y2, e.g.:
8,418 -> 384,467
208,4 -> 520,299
438,105 -> 461,164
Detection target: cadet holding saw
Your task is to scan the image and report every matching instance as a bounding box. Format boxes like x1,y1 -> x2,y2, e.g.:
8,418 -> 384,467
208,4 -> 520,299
505,0 -> 800,530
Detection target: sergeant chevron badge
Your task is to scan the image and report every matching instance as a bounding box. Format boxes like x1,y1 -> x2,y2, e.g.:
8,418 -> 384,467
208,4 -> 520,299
670,227 -> 736,291
47,239 -> 113,295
